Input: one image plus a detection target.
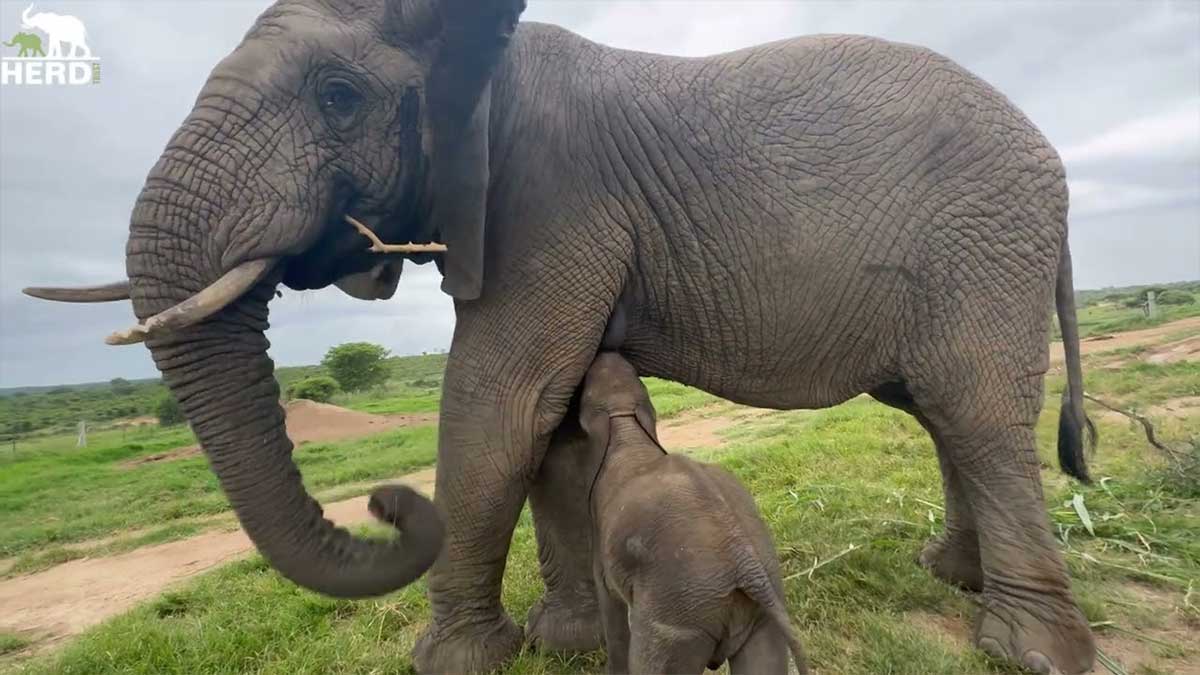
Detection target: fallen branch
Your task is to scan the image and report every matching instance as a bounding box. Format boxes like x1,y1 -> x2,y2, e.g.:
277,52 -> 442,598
346,215 -> 448,254
784,543 -> 861,581
1082,393 -> 1184,467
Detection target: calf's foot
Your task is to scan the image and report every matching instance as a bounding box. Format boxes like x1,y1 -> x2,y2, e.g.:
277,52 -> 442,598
974,590 -> 1095,675
413,612 -> 523,674
919,532 -> 983,592
526,593 -> 603,652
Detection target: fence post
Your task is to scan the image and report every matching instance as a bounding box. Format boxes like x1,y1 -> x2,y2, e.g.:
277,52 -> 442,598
1146,290 -> 1158,319
76,420 -> 88,448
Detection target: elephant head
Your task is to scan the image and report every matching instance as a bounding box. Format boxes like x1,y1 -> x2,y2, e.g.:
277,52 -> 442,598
578,353 -> 661,469
24,0 -> 524,598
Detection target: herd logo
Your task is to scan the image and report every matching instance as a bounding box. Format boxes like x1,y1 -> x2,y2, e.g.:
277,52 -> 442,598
1,3 -> 100,86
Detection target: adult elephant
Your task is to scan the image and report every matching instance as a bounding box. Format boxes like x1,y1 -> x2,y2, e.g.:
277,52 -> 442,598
26,0 -> 1096,673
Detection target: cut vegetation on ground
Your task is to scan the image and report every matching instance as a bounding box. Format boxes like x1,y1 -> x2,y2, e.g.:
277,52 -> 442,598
1,290 -> 1197,674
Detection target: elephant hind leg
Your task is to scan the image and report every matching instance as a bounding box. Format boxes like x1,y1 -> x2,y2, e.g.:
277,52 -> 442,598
526,416 -> 603,653
628,610 -> 715,675
871,382 -> 983,592
728,619 -> 791,675
904,369 -> 1095,674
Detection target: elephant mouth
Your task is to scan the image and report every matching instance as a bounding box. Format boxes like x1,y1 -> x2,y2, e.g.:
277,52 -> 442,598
23,203 -> 448,346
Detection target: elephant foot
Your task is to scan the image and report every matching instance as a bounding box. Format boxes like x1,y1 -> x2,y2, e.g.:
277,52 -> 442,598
974,592 -> 1095,675
919,533 -> 983,592
413,612 -> 523,675
526,593 -> 603,652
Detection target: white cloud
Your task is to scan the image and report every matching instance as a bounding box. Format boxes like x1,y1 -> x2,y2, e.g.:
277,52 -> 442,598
2,0 -> 1199,387
1068,179 -> 1198,218
1061,98 -> 1200,164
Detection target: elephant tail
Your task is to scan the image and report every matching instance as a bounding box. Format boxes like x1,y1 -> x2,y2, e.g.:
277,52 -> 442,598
1055,237 -> 1095,483
737,565 -> 808,674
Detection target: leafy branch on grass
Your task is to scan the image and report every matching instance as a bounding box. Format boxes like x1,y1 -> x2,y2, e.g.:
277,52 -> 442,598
1083,392 -> 1186,471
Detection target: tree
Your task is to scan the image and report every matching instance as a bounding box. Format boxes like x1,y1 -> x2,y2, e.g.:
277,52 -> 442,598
1157,290 -> 1195,306
110,377 -> 134,394
322,342 -> 391,392
287,376 -> 341,403
156,393 -> 186,426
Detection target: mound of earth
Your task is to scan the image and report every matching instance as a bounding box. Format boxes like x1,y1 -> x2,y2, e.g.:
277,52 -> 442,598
121,400 -> 437,468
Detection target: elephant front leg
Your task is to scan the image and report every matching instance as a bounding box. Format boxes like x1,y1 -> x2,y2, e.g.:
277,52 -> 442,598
526,418 -> 603,652
411,294 -> 617,672
410,402 -> 528,675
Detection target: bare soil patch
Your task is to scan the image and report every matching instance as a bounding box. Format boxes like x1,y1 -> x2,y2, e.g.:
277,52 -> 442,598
1050,316 -> 1200,364
0,469 -> 438,656
1145,396 -> 1200,420
657,405 -> 772,449
119,400 -> 438,468
0,404 -> 756,656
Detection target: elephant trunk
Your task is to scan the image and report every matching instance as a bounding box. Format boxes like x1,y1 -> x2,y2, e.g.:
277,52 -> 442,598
124,144 -> 443,600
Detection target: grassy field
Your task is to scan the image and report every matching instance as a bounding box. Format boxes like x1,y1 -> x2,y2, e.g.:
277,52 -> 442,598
1059,281 -> 1200,339
2,329 -> 1196,674
0,423 -> 438,576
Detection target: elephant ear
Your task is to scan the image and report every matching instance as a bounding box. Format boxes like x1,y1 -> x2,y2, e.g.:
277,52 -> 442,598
579,405 -> 612,469
634,396 -> 659,446
424,0 -> 526,301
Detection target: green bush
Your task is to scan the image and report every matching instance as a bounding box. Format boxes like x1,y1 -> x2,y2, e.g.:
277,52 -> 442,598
1157,290 -> 1195,305
322,342 -> 391,393
287,376 -> 341,403
156,393 -> 186,427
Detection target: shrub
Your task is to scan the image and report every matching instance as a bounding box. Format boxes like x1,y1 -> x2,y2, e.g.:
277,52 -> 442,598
322,342 -> 391,392
156,393 -> 186,427
287,376 -> 341,403
1157,290 -> 1195,305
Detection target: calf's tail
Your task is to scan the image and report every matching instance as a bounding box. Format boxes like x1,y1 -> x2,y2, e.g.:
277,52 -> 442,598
739,569 -> 808,674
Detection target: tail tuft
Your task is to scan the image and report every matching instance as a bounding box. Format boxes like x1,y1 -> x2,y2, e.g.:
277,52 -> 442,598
1057,396 -> 1094,484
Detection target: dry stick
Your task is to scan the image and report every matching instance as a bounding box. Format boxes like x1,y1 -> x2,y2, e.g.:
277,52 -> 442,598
345,215 -> 448,254
1081,392 -> 1185,468
784,543 -> 861,581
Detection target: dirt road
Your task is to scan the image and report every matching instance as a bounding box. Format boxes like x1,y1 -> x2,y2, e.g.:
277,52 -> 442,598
0,405 -> 754,653
1050,316 -> 1200,363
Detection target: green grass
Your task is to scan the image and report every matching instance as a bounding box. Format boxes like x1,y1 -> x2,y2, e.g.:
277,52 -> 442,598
1065,298 -> 1200,340
0,424 -> 438,559
0,634 -> 30,657
18,359 -> 1198,674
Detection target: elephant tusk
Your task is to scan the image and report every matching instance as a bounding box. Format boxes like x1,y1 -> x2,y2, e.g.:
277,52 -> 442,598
23,281 -> 131,303
345,215 -> 448,254
105,258 -> 278,346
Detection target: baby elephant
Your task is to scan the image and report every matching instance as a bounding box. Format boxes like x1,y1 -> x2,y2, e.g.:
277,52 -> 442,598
578,352 -> 807,674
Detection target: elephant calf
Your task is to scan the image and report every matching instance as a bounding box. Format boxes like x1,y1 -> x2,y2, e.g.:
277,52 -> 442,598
575,352 -> 807,674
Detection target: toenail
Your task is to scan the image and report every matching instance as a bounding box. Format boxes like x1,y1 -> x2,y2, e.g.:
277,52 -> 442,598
1022,650 -> 1060,675
978,637 -> 1008,660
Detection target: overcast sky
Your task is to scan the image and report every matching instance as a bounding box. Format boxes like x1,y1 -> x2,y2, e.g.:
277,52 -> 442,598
1,0 -> 1198,387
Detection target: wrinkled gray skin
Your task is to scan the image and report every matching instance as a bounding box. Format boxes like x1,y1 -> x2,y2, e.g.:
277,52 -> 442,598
570,353 -> 807,675
33,0 -> 1097,672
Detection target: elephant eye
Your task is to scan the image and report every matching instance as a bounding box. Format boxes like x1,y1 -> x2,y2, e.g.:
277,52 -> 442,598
318,78 -> 364,131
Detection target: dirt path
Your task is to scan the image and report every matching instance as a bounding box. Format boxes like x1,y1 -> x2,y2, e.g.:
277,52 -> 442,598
1050,316 -> 1200,363
0,404 -> 755,654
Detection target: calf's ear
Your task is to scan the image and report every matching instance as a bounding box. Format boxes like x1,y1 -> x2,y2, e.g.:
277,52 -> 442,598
634,397 -> 659,445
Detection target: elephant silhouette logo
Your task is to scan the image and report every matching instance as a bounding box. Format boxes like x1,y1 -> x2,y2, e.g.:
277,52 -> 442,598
1,3 -> 100,86
3,32 -> 45,57
17,3 -> 90,58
